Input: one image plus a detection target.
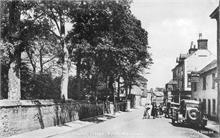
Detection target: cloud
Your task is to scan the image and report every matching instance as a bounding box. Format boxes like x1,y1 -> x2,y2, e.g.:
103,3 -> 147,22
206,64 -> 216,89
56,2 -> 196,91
144,57 -> 176,89
162,18 -> 197,38
131,0 -> 218,89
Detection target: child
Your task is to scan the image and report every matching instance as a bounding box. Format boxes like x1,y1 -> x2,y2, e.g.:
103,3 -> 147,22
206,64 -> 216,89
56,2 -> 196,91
143,103 -> 151,119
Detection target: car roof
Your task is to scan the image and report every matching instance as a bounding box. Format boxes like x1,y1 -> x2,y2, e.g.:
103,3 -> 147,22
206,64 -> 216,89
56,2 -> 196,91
170,102 -> 180,105
181,99 -> 200,104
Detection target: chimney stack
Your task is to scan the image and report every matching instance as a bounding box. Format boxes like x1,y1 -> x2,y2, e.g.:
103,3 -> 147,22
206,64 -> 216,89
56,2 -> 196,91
197,39 -> 208,50
188,41 -> 197,54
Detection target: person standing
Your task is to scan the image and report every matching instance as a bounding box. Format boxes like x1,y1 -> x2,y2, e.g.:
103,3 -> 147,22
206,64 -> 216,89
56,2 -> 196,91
151,103 -> 156,119
143,103 -> 151,119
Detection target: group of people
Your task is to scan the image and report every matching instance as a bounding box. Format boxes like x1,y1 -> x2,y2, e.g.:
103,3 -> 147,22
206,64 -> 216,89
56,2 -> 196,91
143,103 -> 163,119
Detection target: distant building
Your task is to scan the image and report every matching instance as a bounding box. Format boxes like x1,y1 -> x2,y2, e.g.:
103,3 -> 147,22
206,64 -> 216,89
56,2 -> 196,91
151,91 -> 164,106
191,60 -> 218,121
140,89 -> 152,106
165,79 -> 177,103
170,38 -> 215,103
130,86 -> 143,108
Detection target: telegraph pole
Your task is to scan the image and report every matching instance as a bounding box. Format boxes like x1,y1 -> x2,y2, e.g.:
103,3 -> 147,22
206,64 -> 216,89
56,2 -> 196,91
217,0 -> 220,124
0,0 -> 2,99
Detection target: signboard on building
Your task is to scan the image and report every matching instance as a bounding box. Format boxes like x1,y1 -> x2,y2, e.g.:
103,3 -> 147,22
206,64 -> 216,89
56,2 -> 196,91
190,73 -> 200,82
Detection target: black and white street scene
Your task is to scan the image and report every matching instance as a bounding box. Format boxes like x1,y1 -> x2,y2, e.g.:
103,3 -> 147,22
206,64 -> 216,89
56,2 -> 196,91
0,0 -> 220,138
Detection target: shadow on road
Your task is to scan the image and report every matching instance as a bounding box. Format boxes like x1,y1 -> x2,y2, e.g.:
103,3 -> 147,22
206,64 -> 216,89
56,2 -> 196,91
168,120 -> 219,138
80,115 -> 115,124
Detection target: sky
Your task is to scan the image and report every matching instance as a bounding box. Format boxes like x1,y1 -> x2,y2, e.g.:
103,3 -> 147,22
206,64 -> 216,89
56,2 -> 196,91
130,0 -> 219,89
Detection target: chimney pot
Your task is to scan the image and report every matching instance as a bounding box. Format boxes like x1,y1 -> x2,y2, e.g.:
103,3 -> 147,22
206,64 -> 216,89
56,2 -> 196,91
197,39 -> 208,50
189,43 -> 197,54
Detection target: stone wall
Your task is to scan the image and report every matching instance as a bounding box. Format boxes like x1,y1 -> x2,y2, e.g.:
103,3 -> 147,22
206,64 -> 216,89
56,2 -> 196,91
0,100 -> 104,137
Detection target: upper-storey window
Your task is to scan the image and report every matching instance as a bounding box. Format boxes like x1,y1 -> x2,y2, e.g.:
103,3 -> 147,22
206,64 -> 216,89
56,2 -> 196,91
212,73 -> 215,89
203,76 -> 206,90
192,82 -> 197,91
187,73 -> 191,88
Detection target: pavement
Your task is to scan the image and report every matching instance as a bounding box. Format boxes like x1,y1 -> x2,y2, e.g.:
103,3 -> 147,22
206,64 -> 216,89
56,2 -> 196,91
206,120 -> 220,133
7,110 -> 128,138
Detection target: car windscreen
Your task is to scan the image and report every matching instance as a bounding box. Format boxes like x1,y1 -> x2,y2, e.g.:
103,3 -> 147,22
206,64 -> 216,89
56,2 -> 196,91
186,103 -> 199,108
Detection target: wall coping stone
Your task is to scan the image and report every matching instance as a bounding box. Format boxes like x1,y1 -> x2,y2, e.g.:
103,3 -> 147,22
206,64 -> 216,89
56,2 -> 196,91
0,99 -> 82,108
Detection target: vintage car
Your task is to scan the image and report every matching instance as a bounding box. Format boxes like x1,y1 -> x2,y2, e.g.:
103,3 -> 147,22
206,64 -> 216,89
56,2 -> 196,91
165,102 -> 180,118
171,99 -> 207,127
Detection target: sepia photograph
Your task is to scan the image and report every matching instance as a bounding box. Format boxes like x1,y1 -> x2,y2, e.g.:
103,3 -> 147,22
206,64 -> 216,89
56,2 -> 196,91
0,0 -> 220,137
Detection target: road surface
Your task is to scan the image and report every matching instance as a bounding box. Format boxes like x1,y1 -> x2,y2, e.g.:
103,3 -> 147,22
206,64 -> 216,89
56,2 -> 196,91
50,108 -> 208,138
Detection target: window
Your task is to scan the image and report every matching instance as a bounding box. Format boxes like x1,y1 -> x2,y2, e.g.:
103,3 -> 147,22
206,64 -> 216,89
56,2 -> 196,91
203,76 -> 206,90
213,99 -> 216,114
208,99 -> 211,116
212,73 -> 215,89
187,74 -> 191,88
203,99 -> 206,113
192,82 -> 197,91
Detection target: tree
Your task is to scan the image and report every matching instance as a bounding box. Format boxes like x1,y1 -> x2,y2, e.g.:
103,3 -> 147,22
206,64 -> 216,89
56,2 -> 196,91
1,0 -> 39,100
31,1 -> 80,99
67,0 -> 152,102
25,35 -> 60,75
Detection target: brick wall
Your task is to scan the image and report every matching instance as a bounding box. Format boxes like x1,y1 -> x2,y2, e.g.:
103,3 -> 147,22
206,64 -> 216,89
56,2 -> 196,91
0,100 -> 104,137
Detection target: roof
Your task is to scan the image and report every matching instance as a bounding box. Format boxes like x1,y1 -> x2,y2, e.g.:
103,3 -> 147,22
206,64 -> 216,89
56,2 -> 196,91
152,91 -> 164,97
166,79 -> 177,85
210,7 -> 218,19
131,86 -> 143,95
199,59 -> 217,74
179,54 -> 188,59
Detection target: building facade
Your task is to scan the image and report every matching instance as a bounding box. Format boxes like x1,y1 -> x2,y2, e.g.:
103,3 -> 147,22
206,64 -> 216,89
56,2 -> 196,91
170,38 -> 215,103
191,60 -> 218,120
210,5 -> 220,123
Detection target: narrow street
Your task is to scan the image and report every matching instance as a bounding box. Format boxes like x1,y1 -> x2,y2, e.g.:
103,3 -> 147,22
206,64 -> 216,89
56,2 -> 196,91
50,108 -> 208,138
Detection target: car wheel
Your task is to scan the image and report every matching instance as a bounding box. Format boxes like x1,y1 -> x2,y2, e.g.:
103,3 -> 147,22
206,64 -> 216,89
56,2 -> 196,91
172,119 -> 175,125
188,108 -> 199,121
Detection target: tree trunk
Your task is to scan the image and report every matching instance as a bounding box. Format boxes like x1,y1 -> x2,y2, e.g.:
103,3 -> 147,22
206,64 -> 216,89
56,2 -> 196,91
0,0 -> 4,99
39,47 -> 43,74
108,75 -> 114,96
76,57 -> 81,99
125,81 -> 128,101
129,84 -> 132,95
117,76 -> 120,100
94,76 -> 97,104
0,58 -> 2,99
26,49 -> 36,75
8,1 -> 21,100
60,43 -> 69,100
91,74 -> 98,102
60,18 -> 69,100
109,75 -> 115,113
8,60 -> 21,100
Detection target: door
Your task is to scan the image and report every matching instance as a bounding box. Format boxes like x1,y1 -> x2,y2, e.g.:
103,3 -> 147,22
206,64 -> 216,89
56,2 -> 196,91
208,99 -> 211,118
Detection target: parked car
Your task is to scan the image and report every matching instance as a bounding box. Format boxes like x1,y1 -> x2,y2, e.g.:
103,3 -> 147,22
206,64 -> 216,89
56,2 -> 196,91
171,99 -> 207,128
165,102 -> 179,118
